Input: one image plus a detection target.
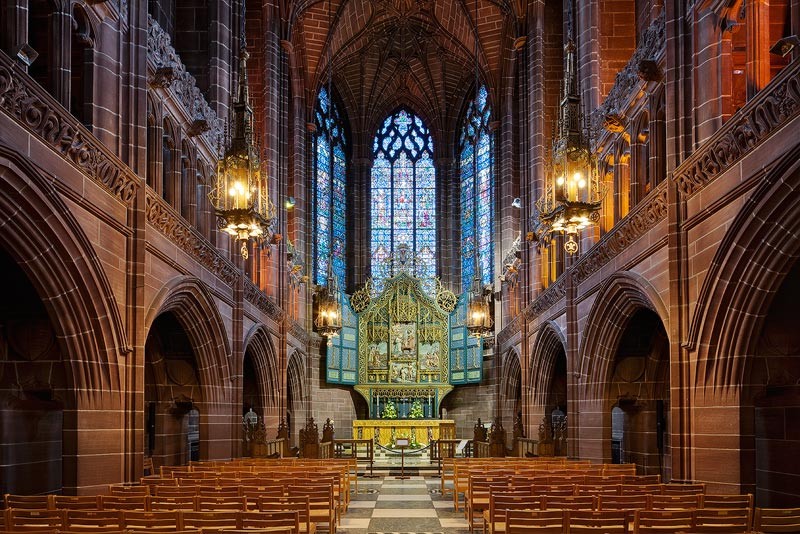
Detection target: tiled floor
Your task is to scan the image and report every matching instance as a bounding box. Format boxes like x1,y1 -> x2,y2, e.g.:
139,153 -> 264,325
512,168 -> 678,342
340,474 -> 469,534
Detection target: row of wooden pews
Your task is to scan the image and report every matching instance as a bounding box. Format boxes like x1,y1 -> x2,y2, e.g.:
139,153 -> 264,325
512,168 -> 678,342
2,458 -> 354,534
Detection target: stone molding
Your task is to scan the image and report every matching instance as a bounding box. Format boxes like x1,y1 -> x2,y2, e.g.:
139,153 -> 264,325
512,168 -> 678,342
571,182 -> 668,285
289,320 -> 310,347
144,189 -> 239,285
673,58 -> 800,197
524,275 -> 568,319
496,314 -> 522,348
243,277 -> 286,324
0,53 -> 139,205
590,13 -> 666,136
146,15 -> 222,146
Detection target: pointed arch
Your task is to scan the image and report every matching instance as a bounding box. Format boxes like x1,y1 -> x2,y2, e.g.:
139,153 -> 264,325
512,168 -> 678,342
0,149 -> 128,403
243,324 -> 280,410
691,141 -> 800,391
529,321 -> 567,405
146,277 -> 232,406
579,271 -> 669,400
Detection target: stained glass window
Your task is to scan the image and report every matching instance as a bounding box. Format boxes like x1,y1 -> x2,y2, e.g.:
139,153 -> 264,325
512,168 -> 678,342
370,109 -> 436,292
314,87 -> 348,286
460,85 -> 494,293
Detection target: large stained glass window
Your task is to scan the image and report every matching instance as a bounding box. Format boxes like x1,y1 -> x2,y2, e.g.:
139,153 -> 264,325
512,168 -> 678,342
460,85 -> 494,293
314,87 -> 347,286
370,109 -> 436,292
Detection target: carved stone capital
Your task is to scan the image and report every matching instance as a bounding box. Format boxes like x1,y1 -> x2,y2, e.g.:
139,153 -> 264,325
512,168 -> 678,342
150,66 -> 177,88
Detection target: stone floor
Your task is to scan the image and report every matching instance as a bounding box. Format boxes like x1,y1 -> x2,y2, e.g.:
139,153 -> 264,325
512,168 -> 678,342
340,473 -> 469,534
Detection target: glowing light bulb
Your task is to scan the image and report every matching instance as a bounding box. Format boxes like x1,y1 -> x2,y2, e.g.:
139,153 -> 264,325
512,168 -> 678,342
573,172 -> 582,182
578,179 -> 586,188
556,176 -> 565,186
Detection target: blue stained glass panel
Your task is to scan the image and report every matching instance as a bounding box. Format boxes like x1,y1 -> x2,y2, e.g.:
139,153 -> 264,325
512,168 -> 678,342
460,85 -> 494,292
314,86 -> 348,286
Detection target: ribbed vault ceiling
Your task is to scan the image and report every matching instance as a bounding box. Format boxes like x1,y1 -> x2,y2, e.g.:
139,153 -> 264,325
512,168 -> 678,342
289,0 -> 521,143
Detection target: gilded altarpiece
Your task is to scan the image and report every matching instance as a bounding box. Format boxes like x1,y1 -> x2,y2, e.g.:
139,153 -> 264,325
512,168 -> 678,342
352,272 -> 454,417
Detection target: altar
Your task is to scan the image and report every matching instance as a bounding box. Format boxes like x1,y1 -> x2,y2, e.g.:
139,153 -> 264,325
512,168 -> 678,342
353,419 -> 455,447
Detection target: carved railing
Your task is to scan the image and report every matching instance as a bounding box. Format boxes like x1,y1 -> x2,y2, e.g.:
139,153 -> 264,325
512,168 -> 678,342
146,15 -> 222,145
590,13 -> 666,137
673,57 -> 800,197
0,51 -> 139,206
145,189 -> 240,284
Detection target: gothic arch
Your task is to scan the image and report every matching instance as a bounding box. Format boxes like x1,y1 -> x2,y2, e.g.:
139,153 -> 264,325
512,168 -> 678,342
146,277 -> 232,405
579,271 -> 669,400
0,150 -> 128,402
529,321 -> 567,405
243,324 -> 280,409
691,141 -> 800,391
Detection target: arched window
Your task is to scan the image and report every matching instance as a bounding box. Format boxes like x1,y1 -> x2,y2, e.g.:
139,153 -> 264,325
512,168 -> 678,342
313,87 -> 347,286
459,85 -> 494,293
370,108 -> 436,291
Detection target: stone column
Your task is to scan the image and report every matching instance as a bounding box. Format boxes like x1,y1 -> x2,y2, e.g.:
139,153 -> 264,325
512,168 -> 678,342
435,156 -> 459,289
351,156 -> 373,288
745,0 -> 771,99
51,3 -> 71,109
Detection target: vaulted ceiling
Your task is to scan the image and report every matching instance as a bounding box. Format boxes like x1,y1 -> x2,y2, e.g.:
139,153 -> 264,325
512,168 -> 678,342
288,0 -> 522,147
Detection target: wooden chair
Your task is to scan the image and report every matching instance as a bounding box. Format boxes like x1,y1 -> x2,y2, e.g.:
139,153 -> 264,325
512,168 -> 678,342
107,485 -> 149,497
204,529 -> 294,534
121,510 -> 180,530
146,495 -> 195,511
623,484 -> 663,495
662,483 -> 705,495
504,509 -> 564,534
99,495 -> 148,511
691,507 -> 751,533
287,486 -> 334,533
567,509 -> 629,533
624,475 -> 660,484
541,495 -> 596,510
53,496 -> 102,510
483,493 -> 542,534
753,507 -> 800,533
650,494 -> 702,510
633,509 -> 693,534
598,494 -> 650,525
154,486 -> 198,497
64,510 -> 123,531
238,510 -> 300,534
466,480 -> 510,531
577,484 -> 621,496
5,509 -> 66,531
4,495 -> 54,510
258,496 -> 315,534
179,510 -> 238,530
194,496 -> 248,512
700,493 -> 753,510
198,487 -> 240,497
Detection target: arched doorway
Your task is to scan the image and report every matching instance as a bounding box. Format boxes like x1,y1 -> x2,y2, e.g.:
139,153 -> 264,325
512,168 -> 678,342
746,261 -> 800,506
607,309 -> 669,479
145,313 -> 203,467
242,326 -> 280,431
286,351 -> 307,447
499,350 -> 522,443
528,323 -> 568,455
0,248 -> 66,494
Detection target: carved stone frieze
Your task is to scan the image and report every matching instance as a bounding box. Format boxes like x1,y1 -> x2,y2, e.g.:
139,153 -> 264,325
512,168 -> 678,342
674,59 -> 800,196
144,190 -> 239,285
524,276 -> 567,320
571,183 -> 668,285
289,320 -> 310,346
496,315 -> 522,348
0,55 -> 138,205
146,15 -> 222,146
243,278 -> 286,323
590,13 -> 666,135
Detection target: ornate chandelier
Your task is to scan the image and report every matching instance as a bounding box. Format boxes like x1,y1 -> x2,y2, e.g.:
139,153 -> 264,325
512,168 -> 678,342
533,36 -> 604,255
210,30 -> 275,259
315,263 -> 342,345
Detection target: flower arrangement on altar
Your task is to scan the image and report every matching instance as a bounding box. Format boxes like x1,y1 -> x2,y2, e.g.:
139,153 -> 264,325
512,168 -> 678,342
389,433 -> 421,449
381,400 -> 398,419
408,399 -> 424,419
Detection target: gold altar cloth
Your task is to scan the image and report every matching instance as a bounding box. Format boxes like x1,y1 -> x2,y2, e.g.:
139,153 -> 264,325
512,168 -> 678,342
352,419 -> 455,446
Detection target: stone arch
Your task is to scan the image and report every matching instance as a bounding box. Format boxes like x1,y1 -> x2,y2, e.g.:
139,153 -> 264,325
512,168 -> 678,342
690,142 -> 800,392
146,276 -> 232,406
579,271 -> 668,400
0,150 -> 127,400
242,324 -> 280,413
529,321 -> 567,406
286,350 -> 308,445
499,348 -> 522,436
